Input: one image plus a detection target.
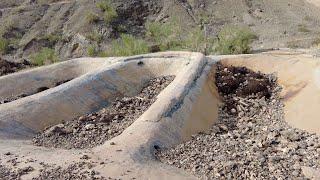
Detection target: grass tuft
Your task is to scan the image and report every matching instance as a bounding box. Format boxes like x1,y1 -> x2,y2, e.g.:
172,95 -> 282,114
0,38 -> 9,55
215,26 -> 257,54
31,48 -> 58,66
103,34 -> 149,57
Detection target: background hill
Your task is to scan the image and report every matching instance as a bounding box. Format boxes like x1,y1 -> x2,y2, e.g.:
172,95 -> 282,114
0,0 -> 320,64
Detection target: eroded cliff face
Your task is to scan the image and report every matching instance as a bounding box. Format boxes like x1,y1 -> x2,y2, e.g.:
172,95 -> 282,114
0,0 -> 164,62
0,0 -> 320,64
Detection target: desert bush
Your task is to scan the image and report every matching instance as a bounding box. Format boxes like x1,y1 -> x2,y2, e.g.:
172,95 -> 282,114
86,12 -> 100,24
312,38 -> 320,48
87,45 -> 98,57
145,20 -> 184,51
103,34 -> 149,56
215,26 -> 257,54
86,30 -> 103,43
298,24 -> 310,33
0,38 -> 9,55
96,0 -> 118,24
31,48 -> 58,66
43,34 -> 61,44
146,20 -> 215,54
184,27 -> 215,55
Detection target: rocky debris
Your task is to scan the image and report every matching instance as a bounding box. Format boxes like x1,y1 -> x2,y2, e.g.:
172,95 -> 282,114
215,62 -> 276,112
34,162 -> 106,180
156,65 -> 320,179
0,58 -> 32,76
33,76 -> 175,149
0,79 -> 72,105
0,165 -> 34,180
302,166 -> 320,179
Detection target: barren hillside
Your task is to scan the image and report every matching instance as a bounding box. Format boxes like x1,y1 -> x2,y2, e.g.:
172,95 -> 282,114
0,0 -> 320,64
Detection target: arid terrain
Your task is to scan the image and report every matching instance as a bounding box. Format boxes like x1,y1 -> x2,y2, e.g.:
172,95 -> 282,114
0,0 -> 320,65
0,1 -> 320,180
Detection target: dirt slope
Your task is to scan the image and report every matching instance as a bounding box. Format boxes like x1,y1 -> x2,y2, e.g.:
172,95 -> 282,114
0,0 -> 319,64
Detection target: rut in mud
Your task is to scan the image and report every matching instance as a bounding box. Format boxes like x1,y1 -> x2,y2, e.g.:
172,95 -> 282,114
33,76 -> 175,149
156,63 -> 320,179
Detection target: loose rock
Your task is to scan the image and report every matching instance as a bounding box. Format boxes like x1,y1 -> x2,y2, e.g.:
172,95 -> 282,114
156,64 -> 320,179
33,76 -> 175,149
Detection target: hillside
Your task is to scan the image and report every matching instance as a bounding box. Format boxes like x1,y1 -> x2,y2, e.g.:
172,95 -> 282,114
0,0 -> 320,64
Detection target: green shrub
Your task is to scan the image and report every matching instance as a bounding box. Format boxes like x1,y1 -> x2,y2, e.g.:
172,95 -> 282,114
31,48 -> 58,66
312,38 -> 320,48
0,38 -> 9,55
104,8 -> 118,24
96,0 -> 118,24
215,26 -> 257,54
145,20 -> 184,51
298,24 -> 311,33
87,45 -> 98,57
146,20 -> 215,54
86,12 -> 100,24
86,30 -> 103,43
42,34 -> 61,44
104,34 -> 149,56
184,27 -> 215,55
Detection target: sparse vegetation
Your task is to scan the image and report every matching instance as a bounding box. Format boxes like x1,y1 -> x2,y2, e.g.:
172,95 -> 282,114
145,20 -> 184,51
96,0 -> 118,24
0,38 -> 9,55
31,48 -> 58,66
146,19 -> 214,54
287,41 -> 300,49
86,12 -> 100,24
312,38 -> 320,48
87,45 -> 98,57
184,27 -> 215,55
86,30 -> 103,43
39,34 -> 61,47
215,26 -> 257,54
103,34 -> 149,57
298,24 -> 311,33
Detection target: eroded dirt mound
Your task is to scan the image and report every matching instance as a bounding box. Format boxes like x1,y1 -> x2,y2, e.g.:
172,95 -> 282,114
0,58 -> 31,76
33,76 -> 175,149
156,65 -> 320,179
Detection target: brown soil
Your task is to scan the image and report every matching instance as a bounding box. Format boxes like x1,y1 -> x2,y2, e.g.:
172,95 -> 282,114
32,76 -> 175,149
215,62 -> 275,112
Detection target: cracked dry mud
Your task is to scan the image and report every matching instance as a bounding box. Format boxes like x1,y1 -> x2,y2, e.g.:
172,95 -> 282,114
33,76 -> 175,149
156,63 -> 320,179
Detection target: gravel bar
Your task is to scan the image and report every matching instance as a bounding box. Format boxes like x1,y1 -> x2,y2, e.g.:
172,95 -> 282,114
156,63 -> 320,179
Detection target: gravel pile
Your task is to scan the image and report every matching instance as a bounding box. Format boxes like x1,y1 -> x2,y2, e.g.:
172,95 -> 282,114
33,76 -> 175,149
0,165 -> 34,180
156,63 -> 320,179
34,162 -> 106,180
0,58 -> 31,76
0,79 -> 72,105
